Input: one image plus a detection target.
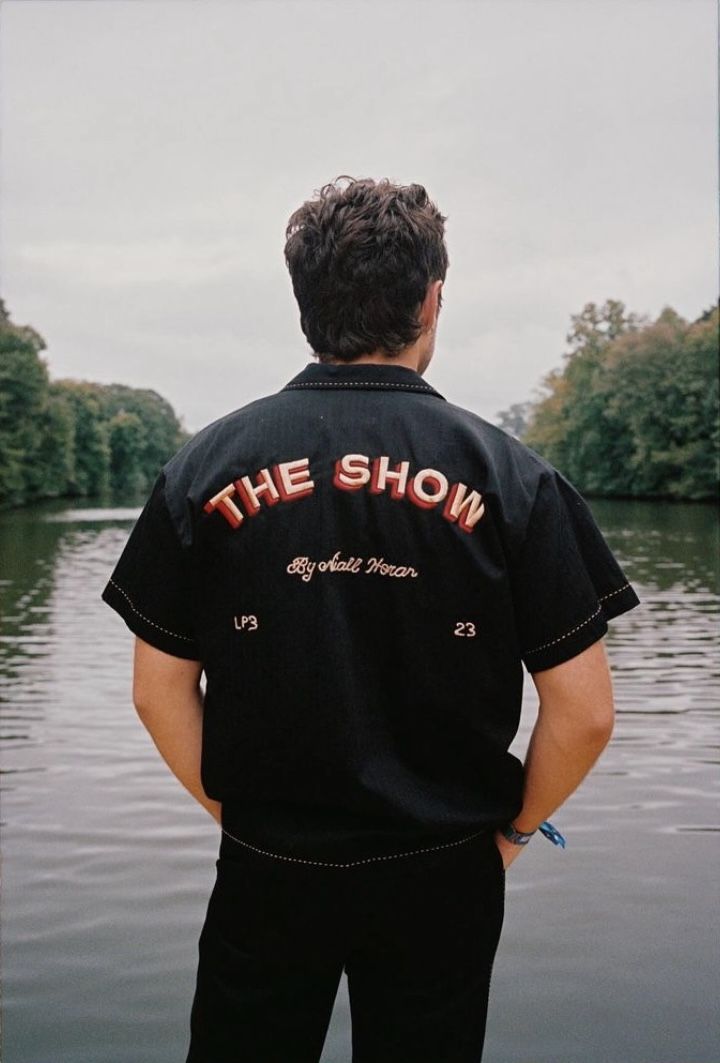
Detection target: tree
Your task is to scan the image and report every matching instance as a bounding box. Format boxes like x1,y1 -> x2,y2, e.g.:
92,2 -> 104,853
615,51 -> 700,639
98,383 -> 189,488
53,381 -> 112,497
495,401 -> 533,439
0,301 -> 193,508
523,301 -> 719,501
35,388 -> 76,497
108,410 -> 147,495
0,301 -> 51,505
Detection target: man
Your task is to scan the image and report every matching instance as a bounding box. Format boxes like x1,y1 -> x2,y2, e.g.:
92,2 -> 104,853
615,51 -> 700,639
101,175 -> 641,1062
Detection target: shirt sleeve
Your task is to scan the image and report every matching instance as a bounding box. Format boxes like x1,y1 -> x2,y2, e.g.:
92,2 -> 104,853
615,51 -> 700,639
100,469 -> 203,661
510,466 -> 641,673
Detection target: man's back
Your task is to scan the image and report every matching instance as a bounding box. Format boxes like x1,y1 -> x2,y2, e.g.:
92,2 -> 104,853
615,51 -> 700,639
102,357 -> 638,864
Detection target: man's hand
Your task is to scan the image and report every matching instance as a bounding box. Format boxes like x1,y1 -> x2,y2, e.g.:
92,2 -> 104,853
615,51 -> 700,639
493,829 -> 527,871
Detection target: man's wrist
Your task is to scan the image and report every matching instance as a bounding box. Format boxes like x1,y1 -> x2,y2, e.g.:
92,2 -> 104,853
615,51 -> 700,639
511,819 -> 540,835
500,822 -> 537,845
499,818 -> 568,849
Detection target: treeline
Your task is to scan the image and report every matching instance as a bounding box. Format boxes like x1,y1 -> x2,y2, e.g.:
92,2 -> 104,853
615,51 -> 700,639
0,300 -> 191,509
2,297 -> 717,509
497,299 -> 719,501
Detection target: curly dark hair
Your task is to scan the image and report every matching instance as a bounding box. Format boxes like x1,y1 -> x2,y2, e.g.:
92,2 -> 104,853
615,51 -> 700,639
284,175 -> 449,363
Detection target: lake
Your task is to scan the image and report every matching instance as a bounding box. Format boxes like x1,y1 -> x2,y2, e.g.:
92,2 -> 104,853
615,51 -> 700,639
1,494 -> 718,1062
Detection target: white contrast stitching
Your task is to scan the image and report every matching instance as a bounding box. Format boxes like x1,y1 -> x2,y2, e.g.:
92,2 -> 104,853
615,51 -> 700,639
284,381 -> 438,393
598,582 -> 631,602
220,825 -> 490,868
524,604 -> 602,656
107,578 -> 196,642
523,583 -> 632,657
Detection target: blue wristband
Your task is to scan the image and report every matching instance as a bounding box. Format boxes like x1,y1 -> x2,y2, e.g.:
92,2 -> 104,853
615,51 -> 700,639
538,821 -> 566,848
500,819 -> 566,848
500,822 -> 534,845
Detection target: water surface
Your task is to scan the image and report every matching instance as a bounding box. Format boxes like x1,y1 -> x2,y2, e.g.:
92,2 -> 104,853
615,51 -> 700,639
1,495 -> 718,1062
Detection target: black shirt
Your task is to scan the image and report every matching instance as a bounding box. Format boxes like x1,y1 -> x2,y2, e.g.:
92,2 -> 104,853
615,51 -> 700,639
101,360 -> 641,862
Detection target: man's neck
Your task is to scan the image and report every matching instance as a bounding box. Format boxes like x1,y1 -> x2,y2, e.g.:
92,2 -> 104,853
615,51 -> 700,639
322,345 -> 430,375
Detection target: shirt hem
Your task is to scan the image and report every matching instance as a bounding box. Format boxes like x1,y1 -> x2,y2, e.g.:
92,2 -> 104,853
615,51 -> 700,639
218,823 -> 496,869
100,580 -> 203,661
522,581 -> 640,673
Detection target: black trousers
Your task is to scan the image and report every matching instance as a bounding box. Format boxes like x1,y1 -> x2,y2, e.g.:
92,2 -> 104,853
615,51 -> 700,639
185,828 -> 506,1063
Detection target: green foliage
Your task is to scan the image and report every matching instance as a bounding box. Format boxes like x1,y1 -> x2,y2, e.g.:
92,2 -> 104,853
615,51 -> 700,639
0,300 -> 51,502
107,410 -> 147,495
51,381 -> 112,497
519,299 -> 719,501
35,388 -> 76,495
98,383 -> 189,476
0,300 -> 191,509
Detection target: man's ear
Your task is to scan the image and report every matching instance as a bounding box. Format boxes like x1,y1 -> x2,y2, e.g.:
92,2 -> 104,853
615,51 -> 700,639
421,279 -> 443,331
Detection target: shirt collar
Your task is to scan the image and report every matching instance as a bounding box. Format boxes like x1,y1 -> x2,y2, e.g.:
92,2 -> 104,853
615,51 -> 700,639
280,360 -> 445,400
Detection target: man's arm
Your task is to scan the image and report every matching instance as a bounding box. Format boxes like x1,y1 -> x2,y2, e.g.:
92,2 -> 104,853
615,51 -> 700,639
495,638 -> 615,869
132,636 -> 222,824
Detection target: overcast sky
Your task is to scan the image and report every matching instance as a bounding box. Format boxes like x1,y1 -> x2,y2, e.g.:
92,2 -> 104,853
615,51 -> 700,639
1,0 -> 716,434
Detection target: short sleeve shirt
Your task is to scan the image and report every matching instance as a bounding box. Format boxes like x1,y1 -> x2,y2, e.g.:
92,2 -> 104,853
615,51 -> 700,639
101,360 -> 641,862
